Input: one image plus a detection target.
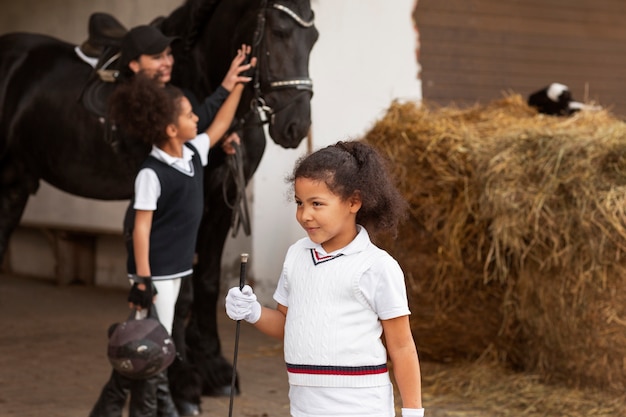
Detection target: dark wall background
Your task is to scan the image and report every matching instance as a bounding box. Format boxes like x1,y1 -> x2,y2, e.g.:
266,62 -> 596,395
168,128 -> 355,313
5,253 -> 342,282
0,0 -> 181,42
414,0 -> 626,116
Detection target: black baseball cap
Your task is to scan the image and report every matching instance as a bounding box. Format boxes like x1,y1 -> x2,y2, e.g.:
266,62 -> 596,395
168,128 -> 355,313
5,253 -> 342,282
120,25 -> 178,67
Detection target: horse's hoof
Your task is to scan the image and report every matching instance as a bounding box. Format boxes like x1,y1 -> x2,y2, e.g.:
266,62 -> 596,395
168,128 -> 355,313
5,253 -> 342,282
175,400 -> 201,416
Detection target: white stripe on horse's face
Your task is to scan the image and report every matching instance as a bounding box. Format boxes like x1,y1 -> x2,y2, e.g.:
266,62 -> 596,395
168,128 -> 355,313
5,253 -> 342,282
547,83 -> 569,102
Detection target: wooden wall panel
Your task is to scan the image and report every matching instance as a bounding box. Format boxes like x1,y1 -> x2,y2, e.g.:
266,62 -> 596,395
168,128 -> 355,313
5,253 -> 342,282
414,0 -> 626,116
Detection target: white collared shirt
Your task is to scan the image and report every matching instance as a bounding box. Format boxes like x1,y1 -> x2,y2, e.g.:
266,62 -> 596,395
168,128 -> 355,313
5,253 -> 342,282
274,226 -> 410,320
133,133 -> 209,211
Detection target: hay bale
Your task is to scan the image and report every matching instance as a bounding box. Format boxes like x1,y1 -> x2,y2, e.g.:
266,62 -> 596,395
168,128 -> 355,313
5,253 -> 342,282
365,94 -> 626,392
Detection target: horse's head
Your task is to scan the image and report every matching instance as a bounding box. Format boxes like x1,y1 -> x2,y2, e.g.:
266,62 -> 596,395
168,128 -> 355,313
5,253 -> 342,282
164,0 -> 318,149
244,0 -> 319,149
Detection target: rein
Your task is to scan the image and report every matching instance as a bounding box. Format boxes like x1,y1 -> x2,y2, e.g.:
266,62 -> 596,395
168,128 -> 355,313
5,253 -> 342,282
224,140 -> 250,237
224,1 -> 315,237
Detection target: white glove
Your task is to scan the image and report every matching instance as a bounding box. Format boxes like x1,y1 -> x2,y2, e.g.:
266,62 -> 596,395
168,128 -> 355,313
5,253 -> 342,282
225,285 -> 262,324
402,408 -> 424,417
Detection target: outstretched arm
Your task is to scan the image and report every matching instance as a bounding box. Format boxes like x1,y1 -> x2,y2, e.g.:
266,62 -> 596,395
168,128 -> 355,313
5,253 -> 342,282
205,83 -> 244,148
205,45 -> 256,147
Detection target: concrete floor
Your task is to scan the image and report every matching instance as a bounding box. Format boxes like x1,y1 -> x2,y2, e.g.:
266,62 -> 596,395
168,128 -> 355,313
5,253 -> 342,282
0,273 -> 487,417
0,273 -> 289,417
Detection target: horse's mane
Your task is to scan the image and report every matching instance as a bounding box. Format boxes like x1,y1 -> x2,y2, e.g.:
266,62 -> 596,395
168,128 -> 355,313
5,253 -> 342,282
155,0 -> 223,94
159,0 -> 221,52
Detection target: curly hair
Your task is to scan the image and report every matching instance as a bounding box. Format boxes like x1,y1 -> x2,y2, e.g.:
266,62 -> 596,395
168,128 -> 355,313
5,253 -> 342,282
288,140 -> 408,236
108,73 -> 184,147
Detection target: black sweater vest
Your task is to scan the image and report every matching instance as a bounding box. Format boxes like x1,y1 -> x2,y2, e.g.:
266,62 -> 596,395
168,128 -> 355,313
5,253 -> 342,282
124,143 -> 204,277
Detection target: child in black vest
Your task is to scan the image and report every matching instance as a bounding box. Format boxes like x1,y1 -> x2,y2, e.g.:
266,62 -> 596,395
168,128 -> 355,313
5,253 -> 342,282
90,45 -> 253,417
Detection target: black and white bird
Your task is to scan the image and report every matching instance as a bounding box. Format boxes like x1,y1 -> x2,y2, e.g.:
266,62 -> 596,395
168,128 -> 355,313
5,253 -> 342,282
527,83 -> 599,116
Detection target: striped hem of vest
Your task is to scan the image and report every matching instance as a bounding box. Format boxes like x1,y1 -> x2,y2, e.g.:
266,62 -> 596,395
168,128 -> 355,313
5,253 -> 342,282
286,363 -> 388,375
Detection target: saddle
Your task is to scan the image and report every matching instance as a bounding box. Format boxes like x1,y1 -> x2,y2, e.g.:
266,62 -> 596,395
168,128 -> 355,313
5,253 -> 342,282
78,13 -> 128,117
80,12 -> 128,58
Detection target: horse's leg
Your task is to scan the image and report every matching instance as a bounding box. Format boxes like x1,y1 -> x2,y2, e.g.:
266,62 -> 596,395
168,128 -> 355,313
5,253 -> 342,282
171,125 -> 266,407
0,158 -> 37,266
185,126 -> 267,398
186,194 -> 237,397
168,160 -> 241,414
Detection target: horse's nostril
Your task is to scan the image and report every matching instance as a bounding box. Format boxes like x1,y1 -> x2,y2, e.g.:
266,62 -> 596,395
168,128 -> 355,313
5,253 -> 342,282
287,121 -> 310,147
287,126 -> 298,145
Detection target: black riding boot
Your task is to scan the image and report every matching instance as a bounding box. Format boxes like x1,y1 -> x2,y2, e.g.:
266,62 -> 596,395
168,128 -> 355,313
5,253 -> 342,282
155,371 -> 180,417
128,375 -> 158,417
169,275 -> 201,416
89,370 -> 131,417
90,371 -> 174,417
169,358 -> 202,416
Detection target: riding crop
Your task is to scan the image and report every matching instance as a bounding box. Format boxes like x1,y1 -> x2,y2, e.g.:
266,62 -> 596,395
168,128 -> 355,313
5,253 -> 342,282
228,253 -> 249,417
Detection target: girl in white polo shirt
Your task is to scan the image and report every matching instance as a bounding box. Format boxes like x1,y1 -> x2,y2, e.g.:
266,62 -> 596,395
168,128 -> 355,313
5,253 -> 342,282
226,141 -> 424,417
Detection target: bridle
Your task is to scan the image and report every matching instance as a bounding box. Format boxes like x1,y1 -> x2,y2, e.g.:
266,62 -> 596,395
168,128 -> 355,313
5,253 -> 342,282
240,0 -> 315,129
225,0 -> 316,237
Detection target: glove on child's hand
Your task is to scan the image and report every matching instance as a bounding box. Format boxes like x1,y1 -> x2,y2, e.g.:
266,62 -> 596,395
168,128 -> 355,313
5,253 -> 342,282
225,285 -> 261,323
127,277 -> 155,309
402,408 -> 425,417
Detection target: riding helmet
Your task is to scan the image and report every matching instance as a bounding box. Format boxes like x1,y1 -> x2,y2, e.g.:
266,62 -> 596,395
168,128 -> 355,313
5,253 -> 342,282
107,316 -> 176,379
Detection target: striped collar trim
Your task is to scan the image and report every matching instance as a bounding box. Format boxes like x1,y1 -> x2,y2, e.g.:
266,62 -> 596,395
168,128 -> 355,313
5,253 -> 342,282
310,249 -> 343,266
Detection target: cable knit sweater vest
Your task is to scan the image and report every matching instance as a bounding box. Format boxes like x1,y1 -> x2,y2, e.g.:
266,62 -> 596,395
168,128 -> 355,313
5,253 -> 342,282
282,239 -> 391,388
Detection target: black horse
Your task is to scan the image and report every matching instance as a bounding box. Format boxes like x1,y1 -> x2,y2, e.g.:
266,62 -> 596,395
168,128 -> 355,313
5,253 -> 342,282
0,0 -> 317,409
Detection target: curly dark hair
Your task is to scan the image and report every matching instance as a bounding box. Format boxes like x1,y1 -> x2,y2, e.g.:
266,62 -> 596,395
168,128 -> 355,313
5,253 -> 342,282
108,73 -> 184,147
288,140 -> 408,236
